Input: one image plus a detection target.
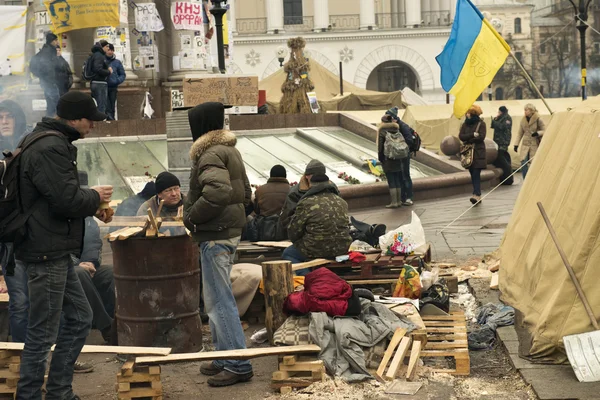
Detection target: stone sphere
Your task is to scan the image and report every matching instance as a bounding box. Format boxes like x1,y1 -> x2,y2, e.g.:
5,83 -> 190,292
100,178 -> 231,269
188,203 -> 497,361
440,136 -> 461,155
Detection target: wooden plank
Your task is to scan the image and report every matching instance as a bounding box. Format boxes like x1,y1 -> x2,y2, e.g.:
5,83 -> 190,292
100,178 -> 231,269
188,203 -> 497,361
291,259 -> 332,272
107,217 -> 184,227
376,328 -> 406,381
136,345 -> 321,365
427,333 -> 468,341
282,356 -> 296,366
118,227 -> 144,240
424,327 -> 467,334
279,360 -> 323,372
385,337 -> 412,380
121,360 -> 135,377
421,349 -> 469,357
406,341 -> 422,381
490,273 -> 499,290
106,227 -> 132,241
117,373 -> 161,384
252,241 -> 293,249
0,343 -> 171,356
425,341 -> 467,350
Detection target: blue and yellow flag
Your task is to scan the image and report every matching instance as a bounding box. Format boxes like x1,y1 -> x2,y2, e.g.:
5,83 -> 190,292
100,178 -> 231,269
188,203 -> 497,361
436,0 -> 510,118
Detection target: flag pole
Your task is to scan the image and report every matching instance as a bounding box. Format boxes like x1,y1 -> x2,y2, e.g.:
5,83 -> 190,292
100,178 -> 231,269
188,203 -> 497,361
509,51 -> 554,115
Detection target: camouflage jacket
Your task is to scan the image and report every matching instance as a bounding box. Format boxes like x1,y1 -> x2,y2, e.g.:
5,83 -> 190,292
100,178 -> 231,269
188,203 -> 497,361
491,113 -> 512,151
288,181 -> 352,259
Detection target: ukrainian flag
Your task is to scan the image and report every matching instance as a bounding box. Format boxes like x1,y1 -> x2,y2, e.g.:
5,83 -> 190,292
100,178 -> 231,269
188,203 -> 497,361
436,0 -> 510,118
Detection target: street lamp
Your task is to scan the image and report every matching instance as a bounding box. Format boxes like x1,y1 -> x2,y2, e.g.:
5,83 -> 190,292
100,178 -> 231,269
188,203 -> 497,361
568,0 -> 592,100
210,0 -> 228,74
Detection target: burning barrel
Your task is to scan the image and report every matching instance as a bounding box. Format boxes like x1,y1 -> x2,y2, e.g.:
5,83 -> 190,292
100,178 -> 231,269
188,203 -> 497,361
111,235 -> 202,353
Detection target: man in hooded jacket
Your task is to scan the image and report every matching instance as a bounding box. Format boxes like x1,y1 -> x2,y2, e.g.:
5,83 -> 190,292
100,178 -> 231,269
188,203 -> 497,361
184,102 -> 253,387
491,106 -> 514,185
88,40 -> 112,114
34,32 -> 61,117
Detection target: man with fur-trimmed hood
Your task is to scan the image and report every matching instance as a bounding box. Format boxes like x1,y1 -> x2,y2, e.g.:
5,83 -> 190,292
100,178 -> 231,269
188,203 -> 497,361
184,102 -> 253,387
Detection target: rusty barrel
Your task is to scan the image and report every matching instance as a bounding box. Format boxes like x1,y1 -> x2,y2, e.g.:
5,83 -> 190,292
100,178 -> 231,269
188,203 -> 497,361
111,235 -> 202,353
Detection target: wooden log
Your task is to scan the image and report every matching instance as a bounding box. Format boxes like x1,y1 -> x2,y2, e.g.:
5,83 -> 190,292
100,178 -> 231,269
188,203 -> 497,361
375,328 -> 406,381
406,341 -> 422,381
136,345 -> 321,365
262,260 -> 294,345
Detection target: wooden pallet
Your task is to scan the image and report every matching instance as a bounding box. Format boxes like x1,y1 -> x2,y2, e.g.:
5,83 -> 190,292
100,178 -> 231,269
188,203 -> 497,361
272,356 -> 325,394
420,312 -> 470,376
0,351 -> 21,399
116,362 -> 162,400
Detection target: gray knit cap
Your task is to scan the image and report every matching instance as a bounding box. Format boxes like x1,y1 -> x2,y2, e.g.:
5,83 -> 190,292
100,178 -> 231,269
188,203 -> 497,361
304,159 -> 326,176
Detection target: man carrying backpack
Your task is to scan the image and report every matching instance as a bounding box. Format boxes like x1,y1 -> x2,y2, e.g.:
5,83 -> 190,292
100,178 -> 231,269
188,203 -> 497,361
11,91 -> 113,400
30,32 -> 61,117
383,107 -> 415,206
86,40 -> 112,114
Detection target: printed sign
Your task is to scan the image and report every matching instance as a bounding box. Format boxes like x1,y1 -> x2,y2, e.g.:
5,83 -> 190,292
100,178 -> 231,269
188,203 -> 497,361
35,10 -> 51,26
43,0 -> 120,34
307,92 -> 319,114
171,1 -> 204,31
171,89 -> 185,109
134,3 -> 164,32
119,0 -> 128,24
183,75 -> 259,107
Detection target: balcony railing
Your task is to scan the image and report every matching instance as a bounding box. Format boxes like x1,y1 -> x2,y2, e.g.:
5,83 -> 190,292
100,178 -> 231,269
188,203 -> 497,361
284,16 -> 314,32
375,13 -> 407,29
329,14 -> 360,30
237,18 -> 268,35
421,10 -> 452,26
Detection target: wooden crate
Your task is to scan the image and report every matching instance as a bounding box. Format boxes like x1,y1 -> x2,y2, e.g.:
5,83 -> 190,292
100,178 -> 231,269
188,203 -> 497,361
0,351 -> 21,399
271,356 -> 324,394
420,312 -> 470,376
116,362 -> 162,400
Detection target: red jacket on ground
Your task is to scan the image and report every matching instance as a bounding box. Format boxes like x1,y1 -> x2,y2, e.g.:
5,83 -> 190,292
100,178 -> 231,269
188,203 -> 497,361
283,268 -> 352,317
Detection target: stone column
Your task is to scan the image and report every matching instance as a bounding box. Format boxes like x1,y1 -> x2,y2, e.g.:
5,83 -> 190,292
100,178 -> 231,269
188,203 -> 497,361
228,0 -> 237,34
360,0 -> 376,30
439,0 -> 451,24
430,0 -> 440,25
266,0 -> 285,34
450,0 -> 457,21
421,0 -> 430,25
313,0 -> 329,32
406,0 -> 422,27
391,0 -> 399,28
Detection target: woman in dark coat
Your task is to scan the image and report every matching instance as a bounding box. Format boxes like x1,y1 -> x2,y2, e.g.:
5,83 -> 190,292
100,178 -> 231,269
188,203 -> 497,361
459,105 -> 487,205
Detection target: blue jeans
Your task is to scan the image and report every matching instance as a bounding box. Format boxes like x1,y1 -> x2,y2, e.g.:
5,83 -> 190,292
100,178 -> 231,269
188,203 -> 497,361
1,248 -> 29,343
17,256 -> 92,400
40,80 -> 59,118
90,82 -> 108,114
282,245 -> 309,276
469,168 -> 482,196
521,152 -> 530,180
385,171 -> 402,189
200,240 -> 252,375
107,86 -> 118,120
400,157 -> 413,202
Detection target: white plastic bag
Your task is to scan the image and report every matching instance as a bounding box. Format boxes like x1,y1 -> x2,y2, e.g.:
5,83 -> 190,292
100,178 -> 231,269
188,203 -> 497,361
379,211 -> 426,255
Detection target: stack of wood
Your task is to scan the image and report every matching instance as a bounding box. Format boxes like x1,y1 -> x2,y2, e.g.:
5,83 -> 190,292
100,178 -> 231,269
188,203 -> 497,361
107,201 -> 188,241
272,356 -> 325,394
116,360 -> 162,400
0,350 -> 23,399
376,328 -> 424,382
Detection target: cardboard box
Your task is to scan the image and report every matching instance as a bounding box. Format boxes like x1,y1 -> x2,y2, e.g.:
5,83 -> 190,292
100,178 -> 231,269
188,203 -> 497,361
183,75 -> 259,107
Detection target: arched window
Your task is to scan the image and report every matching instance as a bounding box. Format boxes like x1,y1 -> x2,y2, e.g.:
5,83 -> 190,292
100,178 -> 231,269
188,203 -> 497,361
495,87 -> 504,100
514,18 -> 522,34
515,86 -> 523,100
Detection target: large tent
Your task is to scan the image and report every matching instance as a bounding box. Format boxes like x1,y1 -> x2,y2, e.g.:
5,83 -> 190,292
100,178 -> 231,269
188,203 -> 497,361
499,96 -> 600,362
259,59 -> 405,112
401,97 -> 582,168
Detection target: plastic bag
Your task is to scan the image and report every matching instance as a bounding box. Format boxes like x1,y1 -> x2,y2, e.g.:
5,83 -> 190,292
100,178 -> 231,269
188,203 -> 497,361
392,265 -> 422,299
379,211 -> 426,255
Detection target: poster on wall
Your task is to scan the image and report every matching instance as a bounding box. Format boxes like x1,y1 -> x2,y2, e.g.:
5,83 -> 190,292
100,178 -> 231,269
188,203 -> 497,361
171,1 -> 204,31
43,0 -> 119,34
171,89 -> 185,109
134,45 -> 157,71
119,0 -> 128,24
95,26 -> 131,70
134,3 -> 164,32
181,35 -> 192,49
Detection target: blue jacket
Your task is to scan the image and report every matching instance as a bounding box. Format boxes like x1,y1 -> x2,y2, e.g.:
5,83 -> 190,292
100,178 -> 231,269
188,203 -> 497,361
106,55 -> 126,88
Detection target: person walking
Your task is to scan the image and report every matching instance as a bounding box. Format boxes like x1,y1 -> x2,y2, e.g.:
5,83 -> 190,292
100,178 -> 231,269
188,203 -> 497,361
56,46 -> 73,97
14,91 -> 113,400
31,32 -> 61,117
88,40 -> 112,114
514,103 -> 545,180
185,102 -> 253,387
459,105 -> 487,205
491,106 -> 513,185
384,107 -> 415,206
378,114 -> 413,208
105,44 -> 126,120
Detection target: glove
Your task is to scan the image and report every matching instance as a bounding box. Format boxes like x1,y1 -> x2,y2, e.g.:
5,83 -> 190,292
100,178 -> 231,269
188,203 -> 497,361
532,132 -> 539,137
514,145 -> 518,153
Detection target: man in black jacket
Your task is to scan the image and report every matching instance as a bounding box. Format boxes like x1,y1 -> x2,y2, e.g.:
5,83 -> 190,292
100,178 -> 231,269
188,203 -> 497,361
56,46 -> 73,96
15,91 -> 113,400
36,32 -> 61,117
88,40 -> 112,114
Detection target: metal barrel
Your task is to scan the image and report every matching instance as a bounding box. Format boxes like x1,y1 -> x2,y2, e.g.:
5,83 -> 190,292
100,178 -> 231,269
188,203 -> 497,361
111,235 -> 202,353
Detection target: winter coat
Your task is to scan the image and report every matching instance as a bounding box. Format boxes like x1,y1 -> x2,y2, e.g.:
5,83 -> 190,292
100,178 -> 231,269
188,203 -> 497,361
15,118 -> 101,263
288,181 -> 352,259
106,56 -> 126,88
184,129 -> 251,243
377,122 -> 412,173
254,177 -> 290,217
79,217 -> 102,268
89,44 -> 110,83
0,100 -> 28,156
491,113 -> 512,152
56,55 -> 73,95
283,267 -> 353,317
459,119 -> 487,170
35,44 -> 60,82
515,112 -> 545,161
280,177 -> 310,234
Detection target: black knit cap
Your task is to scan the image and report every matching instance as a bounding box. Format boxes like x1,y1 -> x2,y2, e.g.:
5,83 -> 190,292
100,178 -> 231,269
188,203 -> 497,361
46,32 -> 58,45
310,173 -> 329,183
155,172 -> 180,194
57,91 -> 107,121
499,106 -> 508,114
270,165 -> 286,178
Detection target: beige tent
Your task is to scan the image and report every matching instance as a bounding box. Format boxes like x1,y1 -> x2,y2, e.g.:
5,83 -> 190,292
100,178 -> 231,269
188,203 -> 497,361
401,98 -> 582,168
499,95 -> 600,362
259,59 -> 405,112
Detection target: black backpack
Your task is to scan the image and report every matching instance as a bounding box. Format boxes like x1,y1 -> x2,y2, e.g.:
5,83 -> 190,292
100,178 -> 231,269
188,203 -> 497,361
409,129 -> 421,155
81,55 -> 95,81
0,131 -> 62,243
29,51 -> 43,78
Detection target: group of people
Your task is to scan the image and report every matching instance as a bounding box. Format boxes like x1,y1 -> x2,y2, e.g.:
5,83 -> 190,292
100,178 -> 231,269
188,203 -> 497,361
33,32 -> 125,120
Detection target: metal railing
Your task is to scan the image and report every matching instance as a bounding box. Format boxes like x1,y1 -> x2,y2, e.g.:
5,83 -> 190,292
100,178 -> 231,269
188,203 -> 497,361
237,18 -> 268,35
329,14 -> 360,30
375,13 -> 406,29
284,16 -> 314,32
421,10 -> 452,26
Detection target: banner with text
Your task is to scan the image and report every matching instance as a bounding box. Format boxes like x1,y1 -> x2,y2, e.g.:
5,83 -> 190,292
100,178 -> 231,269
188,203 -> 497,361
44,0 -> 119,34
171,1 -> 204,31
134,3 -> 164,32
0,6 -> 26,76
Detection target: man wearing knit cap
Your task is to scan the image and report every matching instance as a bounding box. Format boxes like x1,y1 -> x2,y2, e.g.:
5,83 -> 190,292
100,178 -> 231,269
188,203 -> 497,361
253,165 -> 289,218
491,106 -> 514,185
283,172 -> 352,275
280,159 -> 331,236
15,91 -> 112,399
30,32 -> 61,117
137,171 -> 186,236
